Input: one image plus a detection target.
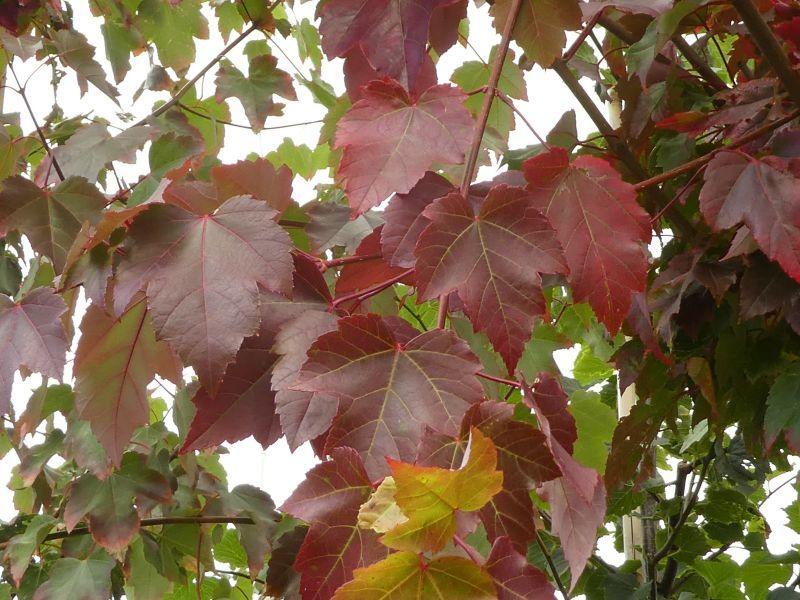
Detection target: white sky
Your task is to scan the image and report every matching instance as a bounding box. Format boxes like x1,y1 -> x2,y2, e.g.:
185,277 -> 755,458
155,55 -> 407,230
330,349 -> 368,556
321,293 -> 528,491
1,1 -> 798,596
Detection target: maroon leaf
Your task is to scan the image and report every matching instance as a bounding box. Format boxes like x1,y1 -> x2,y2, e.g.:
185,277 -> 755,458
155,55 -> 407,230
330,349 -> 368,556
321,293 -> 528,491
524,148 -> 651,334
281,448 -> 389,600
381,171 -> 455,268
486,536 -> 556,600
479,487 -> 539,554
527,373 -> 577,454
291,314 -> 483,477
183,254 -> 334,453
74,297 -> 180,466
334,79 -> 471,215
211,158 -> 294,212
319,0 -> 461,91
0,288 -> 67,413
274,311 -> 340,451
113,196 -> 293,394
699,151 -> 800,282
415,185 -> 567,371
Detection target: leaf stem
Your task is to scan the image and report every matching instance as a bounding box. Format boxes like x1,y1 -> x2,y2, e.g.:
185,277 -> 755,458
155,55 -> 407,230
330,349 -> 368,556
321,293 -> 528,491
562,10 -> 604,63
635,109 -> 800,191
453,534 -> 484,564
437,0 -> 524,329
535,534 -> 569,599
730,0 -> 800,106
323,253 -> 382,270
476,371 -> 521,388
332,268 -> 414,309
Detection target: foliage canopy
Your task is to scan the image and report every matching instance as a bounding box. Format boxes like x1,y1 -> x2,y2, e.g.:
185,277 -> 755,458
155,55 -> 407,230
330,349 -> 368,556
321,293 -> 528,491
1,0 -> 800,598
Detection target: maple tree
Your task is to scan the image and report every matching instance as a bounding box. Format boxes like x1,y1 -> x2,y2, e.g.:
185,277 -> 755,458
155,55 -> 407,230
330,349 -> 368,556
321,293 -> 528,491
4,0 -> 800,598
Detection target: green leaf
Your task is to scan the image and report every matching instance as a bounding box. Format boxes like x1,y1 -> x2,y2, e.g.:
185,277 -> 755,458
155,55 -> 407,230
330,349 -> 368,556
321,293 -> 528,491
573,345 -> 614,386
124,537 -> 171,600
765,364 -> 800,452
215,55 -> 296,131
268,138 -> 330,180
741,552 -> 792,599
570,390 -> 616,473
137,0 -> 209,73
3,515 -> 57,585
32,553 -> 116,600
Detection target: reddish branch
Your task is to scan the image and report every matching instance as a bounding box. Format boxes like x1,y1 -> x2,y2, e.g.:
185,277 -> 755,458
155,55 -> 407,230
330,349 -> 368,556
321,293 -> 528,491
477,371 -> 522,388
635,109 -> 800,191
332,268 -> 414,309
730,0 -> 800,106
323,253 -> 383,269
563,10 -> 605,63
437,0 -> 524,329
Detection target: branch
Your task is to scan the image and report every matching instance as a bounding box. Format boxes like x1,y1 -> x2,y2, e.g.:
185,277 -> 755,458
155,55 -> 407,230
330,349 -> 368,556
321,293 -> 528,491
131,23 -> 260,128
535,534 -> 569,599
730,0 -> 800,107
597,15 -> 726,92
453,534 -> 484,564
0,516 -> 256,549
658,462 -> 693,596
322,253 -> 382,270
635,109 -> 800,191
563,10 -> 604,63
437,0 -> 524,329
650,452 -> 713,569
331,268 -> 414,309
476,371 -> 521,388
178,101 -> 323,131
7,61 -> 64,181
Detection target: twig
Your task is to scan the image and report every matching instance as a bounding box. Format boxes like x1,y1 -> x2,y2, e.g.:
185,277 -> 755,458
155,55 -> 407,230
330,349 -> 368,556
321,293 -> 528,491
495,89 -> 549,147
131,23 -> 260,128
453,534 -> 484,564
650,452 -> 713,569
635,109 -> 800,191
563,11 -> 604,63
178,101 -> 323,131
332,269 -> 414,309
0,515 -> 256,549
672,36 -> 728,92
437,0 -> 524,329
7,61 -> 65,181
535,534 -> 569,599
215,569 -> 265,585
476,371 -> 521,388
730,0 -> 800,106
323,253 -> 382,270
658,462 -> 693,596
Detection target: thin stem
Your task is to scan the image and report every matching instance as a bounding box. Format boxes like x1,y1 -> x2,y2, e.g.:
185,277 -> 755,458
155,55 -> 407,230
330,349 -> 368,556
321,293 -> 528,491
332,269 -> 414,309
635,109 -> 800,191
323,253 -> 382,270
437,0 -> 524,329
453,534 -> 484,564
672,36 -> 728,91
535,535 -> 569,599
730,0 -> 800,106
215,569 -> 265,585
495,90 -> 549,147
178,101 -> 322,131
132,23 -> 260,128
7,61 -> 64,181
562,10 -> 604,63
651,452 -> 713,568
477,371 -> 521,388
